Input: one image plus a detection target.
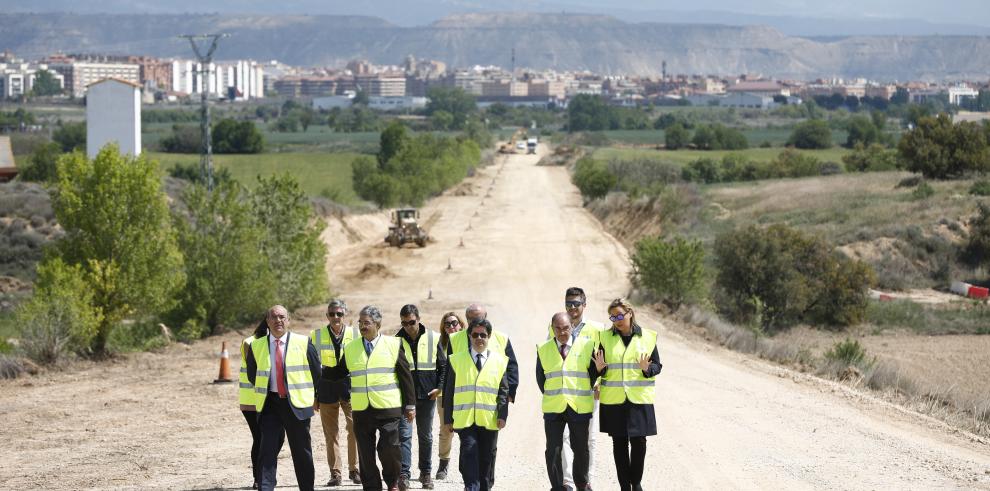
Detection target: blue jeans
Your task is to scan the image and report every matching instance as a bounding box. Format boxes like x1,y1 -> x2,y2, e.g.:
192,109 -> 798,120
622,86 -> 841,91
399,399 -> 436,477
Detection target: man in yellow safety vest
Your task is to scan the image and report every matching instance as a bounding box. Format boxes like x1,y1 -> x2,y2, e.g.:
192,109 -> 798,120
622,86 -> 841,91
246,305 -> 322,491
442,318 -> 510,491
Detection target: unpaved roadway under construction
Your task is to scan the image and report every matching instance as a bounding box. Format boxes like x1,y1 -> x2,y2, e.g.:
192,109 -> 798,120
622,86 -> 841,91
1,145 -> 989,490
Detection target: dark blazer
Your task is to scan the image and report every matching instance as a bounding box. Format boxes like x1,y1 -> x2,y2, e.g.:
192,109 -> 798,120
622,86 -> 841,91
442,353 -> 510,426
246,331 -> 322,420
447,331 -> 520,401
395,323 -> 448,400
326,336 -> 417,419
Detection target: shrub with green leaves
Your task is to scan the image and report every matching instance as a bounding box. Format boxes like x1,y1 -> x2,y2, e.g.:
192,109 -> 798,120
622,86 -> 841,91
571,157 -> 616,200
15,258 -> 102,363
898,114 -> 990,179
631,236 -> 706,308
824,338 -> 871,367
842,142 -> 899,172
787,120 -> 832,149
714,224 -> 874,331
969,180 -> 990,196
963,202 -> 990,267
910,181 -> 935,200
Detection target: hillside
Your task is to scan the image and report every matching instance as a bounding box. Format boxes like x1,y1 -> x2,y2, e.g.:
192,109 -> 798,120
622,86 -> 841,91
3,12 -> 990,80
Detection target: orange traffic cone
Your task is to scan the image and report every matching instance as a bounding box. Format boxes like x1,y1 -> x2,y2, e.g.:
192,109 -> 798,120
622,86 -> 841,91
214,341 -> 234,383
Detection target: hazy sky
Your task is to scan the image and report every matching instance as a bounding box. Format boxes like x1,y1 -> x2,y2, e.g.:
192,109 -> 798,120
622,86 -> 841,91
4,0 -> 990,31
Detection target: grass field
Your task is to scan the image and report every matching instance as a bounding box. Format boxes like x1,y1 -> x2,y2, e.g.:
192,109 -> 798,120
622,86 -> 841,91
600,128 -> 851,147
590,146 -> 851,166
146,151 -> 362,204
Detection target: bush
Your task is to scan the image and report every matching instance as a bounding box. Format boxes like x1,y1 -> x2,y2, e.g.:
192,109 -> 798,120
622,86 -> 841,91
572,157 -> 616,200
963,202 -> 990,266
664,123 -> 689,150
843,143 -> 899,172
714,224 -> 874,331
691,124 -> 748,150
766,148 -> 823,179
53,122 -> 86,153
15,258 -> 101,363
159,124 -> 202,153
787,120 -> 832,149
969,180 -> 990,196
845,115 -> 883,148
17,142 -> 62,182
606,158 -> 679,197
898,114 -> 990,179
212,119 -> 264,154
631,236 -> 706,308
167,162 -> 233,186
824,338 -> 871,367
910,181 -> 935,200
682,158 -> 722,184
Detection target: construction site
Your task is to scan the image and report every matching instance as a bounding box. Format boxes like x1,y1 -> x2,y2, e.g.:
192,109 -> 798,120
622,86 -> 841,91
1,143 -> 989,490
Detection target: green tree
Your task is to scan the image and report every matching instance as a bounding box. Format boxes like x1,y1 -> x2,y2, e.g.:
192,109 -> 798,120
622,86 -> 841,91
897,114 -> 990,179
53,122 -> 86,152
212,119 -> 264,154
170,182 -> 272,333
714,224 -> 873,331
378,120 -> 409,166
692,125 -> 717,149
352,89 -> 369,106
567,94 -> 611,132
431,110 -> 454,131
571,157 -> 616,200
250,174 -> 328,309
631,236 -> 706,308
963,202 -> 990,266
665,123 -> 689,150
15,257 -> 102,363
18,142 -> 62,182
845,115 -> 881,148
51,146 -> 184,355
788,120 -> 832,149
30,69 -> 62,97
426,87 -> 477,129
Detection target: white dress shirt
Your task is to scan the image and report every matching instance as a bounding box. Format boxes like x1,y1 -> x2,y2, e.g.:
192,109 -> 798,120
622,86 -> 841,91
268,332 -> 289,392
470,347 -> 489,369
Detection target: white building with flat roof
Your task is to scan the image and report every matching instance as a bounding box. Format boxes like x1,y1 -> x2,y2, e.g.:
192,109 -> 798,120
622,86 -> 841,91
86,78 -> 141,158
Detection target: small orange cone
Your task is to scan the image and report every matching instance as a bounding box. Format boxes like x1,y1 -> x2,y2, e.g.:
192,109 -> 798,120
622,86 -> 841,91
214,341 -> 234,383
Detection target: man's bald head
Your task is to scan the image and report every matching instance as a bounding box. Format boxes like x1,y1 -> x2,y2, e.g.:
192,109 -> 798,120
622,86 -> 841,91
465,303 -> 487,323
267,305 -> 289,337
550,312 -> 572,344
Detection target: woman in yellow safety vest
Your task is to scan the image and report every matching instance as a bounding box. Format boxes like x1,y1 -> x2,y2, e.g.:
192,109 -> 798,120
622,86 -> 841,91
595,298 -> 662,491
434,311 -> 465,481
239,318 -> 284,490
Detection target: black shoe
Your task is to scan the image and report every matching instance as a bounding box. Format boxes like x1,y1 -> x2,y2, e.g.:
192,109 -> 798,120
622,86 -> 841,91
436,459 -> 449,480
326,471 -> 342,487
397,475 -> 410,491
349,470 -> 362,484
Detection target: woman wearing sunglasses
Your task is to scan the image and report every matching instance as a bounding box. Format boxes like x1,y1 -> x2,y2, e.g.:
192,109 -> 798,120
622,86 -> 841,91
433,311 -> 465,481
593,298 -> 662,491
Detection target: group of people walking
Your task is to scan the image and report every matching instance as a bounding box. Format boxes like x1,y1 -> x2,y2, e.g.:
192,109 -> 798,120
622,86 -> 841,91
238,287 -> 662,491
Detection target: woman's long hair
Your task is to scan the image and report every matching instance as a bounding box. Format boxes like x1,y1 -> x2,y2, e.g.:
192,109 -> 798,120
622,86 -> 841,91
253,317 -> 270,339
438,311 -> 466,349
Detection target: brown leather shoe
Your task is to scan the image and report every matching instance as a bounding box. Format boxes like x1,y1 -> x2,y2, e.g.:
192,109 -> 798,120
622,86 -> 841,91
326,471 -> 342,487
419,471 -> 434,489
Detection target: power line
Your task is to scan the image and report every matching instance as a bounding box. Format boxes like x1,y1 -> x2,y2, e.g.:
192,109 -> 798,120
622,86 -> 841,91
179,33 -> 228,192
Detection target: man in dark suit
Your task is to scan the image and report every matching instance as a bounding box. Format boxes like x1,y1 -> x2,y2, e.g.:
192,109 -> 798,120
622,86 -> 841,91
247,305 -> 322,491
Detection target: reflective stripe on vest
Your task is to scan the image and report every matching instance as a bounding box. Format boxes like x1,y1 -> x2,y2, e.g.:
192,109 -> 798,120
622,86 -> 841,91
450,350 -> 508,431
310,325 -> 359,368
239,335 -> 262,407
599,328 -> 658,405
537,337 -> 594,414
402,328 -> 437,371
545,319 -> 604,346
251,333 -> 315,411
344,336 -> 402,411
449,329 -> 509,356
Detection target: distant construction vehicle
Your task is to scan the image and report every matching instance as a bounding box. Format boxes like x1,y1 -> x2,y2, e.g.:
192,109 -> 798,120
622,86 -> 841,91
526,137 -> 538,154
385,208 -> 429,247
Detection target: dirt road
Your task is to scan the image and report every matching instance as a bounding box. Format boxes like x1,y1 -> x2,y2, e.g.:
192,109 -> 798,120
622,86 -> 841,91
1,145 -> 989,490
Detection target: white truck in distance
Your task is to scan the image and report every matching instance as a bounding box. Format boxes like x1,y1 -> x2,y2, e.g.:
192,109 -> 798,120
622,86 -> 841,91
526,137 -> 538,154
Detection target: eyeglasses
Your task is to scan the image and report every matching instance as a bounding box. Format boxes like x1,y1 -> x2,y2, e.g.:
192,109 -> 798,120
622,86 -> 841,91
401,319 -> 418,327
328,311 -> 345,318
470,332 -> 488,339
444,320 -> 460,327
357,320 -> 374,327
608,313 -> 627,322
565,300 -> 585,308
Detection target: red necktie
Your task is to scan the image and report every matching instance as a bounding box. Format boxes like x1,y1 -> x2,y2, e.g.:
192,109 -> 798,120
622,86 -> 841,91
275,339 -> 288,398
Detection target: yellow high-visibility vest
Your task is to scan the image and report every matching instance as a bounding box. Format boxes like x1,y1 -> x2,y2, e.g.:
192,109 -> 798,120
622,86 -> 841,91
599,328 -> 658,405
545,319 -> 604,346
449,329 -> 508,356
537,336 -> 594,414
401,328 -> 438,372
450,350 -> 508,431
239,335 -> 262,407
310,325 -> 359,367
251,333 -> 315,411
343,336 -> 402,411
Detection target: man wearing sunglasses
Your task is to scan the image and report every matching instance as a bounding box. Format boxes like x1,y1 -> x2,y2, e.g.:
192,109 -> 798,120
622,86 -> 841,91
394,304 -> 446,490
310,299 -> 362,487
442,318 -> 510,491
547,287 -> 604,491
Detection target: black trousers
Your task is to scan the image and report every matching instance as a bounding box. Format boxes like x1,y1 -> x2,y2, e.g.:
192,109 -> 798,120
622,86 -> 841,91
243,410 -> 285,486
353,411 -> 402,491
259,394 -> 314,491
545,418 -> 590,491
611,436 -> 647,491
457,425 -> 498,491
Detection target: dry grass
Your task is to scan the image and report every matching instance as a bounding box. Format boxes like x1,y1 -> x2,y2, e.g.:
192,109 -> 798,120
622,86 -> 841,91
679,306 -> 990,437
